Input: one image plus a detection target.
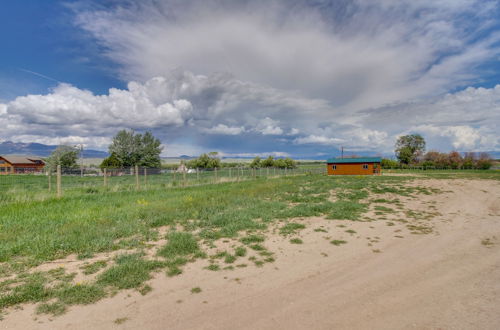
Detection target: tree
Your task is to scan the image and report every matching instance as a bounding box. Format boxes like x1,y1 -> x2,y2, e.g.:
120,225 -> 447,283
107,130 -> 163,167
274,157 -> 297,169
187,152 -> 221,169
395,134 -> 426,164
381,158 -> 399,169
423,151 -> 440,163
108,130 -> 139,166
46,145 -> 80,170
261,156 -> 275,167
448,151 -> 463,169
99,152 -> 121,169
476,152 -> 493,170
462,152 -> 476,169
138,131 -> 163,167
250,156 -> 262,168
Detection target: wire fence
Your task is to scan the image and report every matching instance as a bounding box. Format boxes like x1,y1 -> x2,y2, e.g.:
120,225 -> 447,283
0,165 -> 326,202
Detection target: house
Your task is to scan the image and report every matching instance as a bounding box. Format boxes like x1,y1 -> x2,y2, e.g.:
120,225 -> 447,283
0,156 -> 45,174
326,157 -> 382,175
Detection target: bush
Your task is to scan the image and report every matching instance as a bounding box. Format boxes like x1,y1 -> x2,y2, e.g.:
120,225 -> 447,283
381,158 -> 399,169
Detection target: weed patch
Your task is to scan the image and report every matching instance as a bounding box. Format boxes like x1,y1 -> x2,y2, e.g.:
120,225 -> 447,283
97,254 -> 164,289
81,261 -> 107,275
280,223 -> 306,235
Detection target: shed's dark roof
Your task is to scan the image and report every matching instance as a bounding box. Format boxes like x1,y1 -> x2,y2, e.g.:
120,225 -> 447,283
326,157 -> 382,164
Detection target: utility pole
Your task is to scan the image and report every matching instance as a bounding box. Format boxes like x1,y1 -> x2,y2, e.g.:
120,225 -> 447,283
341,146 -> 344,159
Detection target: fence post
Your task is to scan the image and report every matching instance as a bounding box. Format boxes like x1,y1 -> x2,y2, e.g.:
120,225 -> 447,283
183,169 -> 186,187
229,167 -> 232,180
135,165 -> 139,190
103,168 -> 107,187
197,168 -> 199,182
48,170 -> 52,192
56,165 -> 62,198
214,167 -> 218,183
144,167 -> 147,187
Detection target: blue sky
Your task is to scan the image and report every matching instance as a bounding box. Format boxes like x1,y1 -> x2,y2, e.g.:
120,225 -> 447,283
0,0 -> 124,99
1,0 -> 500,158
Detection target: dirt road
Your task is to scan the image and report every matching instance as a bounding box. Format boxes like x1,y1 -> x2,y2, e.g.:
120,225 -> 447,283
2,179 -> 500,329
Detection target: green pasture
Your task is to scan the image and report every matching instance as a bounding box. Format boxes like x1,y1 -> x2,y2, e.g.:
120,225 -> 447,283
0,165 -> 325,203
0,169 -> 498,316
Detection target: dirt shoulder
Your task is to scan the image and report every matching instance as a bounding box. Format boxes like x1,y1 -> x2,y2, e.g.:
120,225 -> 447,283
2,178 -> 500,329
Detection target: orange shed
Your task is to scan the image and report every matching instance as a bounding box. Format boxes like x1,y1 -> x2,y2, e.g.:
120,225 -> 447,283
326,157 -> 381,175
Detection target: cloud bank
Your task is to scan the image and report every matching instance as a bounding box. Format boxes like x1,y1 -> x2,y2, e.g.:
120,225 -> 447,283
1,0 -> 500,156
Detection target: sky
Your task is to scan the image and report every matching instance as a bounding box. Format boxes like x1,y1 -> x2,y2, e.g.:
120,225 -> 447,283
1,0 -> 500,158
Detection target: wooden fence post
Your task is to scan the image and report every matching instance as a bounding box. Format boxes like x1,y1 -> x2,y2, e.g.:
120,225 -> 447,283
56,165 -> 62,198
183,169 -> 186,187
135,165 -> 139,190
144,167 -> 147,186
103,168 -> 107,187
48,170 -> 52,192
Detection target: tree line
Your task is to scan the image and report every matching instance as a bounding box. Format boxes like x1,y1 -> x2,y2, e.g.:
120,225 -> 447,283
45,131 -> 297,170
45,131 -> 494,171
45,130 -> 163,170
384,134 -> 494,169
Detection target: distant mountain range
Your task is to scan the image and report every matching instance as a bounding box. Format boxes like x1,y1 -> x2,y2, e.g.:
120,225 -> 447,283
0,141 -> 108,158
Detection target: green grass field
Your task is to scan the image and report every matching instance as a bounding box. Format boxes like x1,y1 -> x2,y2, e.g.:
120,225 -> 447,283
0,166 -> 323,203
0,169 -> 498,316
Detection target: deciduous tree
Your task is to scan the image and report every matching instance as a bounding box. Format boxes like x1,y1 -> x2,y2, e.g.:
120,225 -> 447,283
46,145 -> 80,170
104,130 -> 163,167
395,134 -> 426,164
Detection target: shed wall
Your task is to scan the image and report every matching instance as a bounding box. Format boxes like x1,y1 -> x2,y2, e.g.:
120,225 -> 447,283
326,162 -> 380,175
